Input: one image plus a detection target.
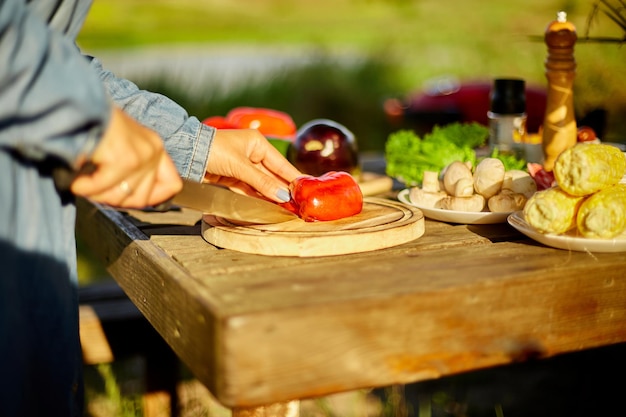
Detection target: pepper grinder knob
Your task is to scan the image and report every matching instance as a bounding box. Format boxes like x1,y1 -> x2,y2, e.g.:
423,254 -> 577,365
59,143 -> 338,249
541,11 -> 578,172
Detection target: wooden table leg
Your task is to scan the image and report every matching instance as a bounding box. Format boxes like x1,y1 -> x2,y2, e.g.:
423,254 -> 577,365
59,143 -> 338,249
232,401 -> 299,417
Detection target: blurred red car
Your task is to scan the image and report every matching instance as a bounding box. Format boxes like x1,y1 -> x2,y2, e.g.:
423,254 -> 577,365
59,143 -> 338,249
384,77 -> 548,135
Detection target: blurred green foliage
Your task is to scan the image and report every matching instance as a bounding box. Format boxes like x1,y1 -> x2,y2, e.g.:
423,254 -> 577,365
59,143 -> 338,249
135,53 -> 402,151
78,0 -> 626,145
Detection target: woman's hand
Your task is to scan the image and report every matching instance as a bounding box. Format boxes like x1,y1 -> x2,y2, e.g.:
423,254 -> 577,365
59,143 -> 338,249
70,106 -> 183,208
204,129 -> 303,203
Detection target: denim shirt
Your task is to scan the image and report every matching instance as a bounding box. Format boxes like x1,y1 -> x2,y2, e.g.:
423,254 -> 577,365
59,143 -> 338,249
0,0 -> 214,415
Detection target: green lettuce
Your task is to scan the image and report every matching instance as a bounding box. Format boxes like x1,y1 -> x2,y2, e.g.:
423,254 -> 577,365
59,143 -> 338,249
486,147 -> 528,171
385,122 -> 526,185
385,122 -> 487,185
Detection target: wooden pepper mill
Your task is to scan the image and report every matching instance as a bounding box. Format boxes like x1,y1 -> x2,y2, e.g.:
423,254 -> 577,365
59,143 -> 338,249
541,11 -> 578,172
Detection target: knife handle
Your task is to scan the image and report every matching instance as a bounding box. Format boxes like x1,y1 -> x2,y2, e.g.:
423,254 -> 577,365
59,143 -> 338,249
54,161 -> 180,212
53,162 -> 97,192
150,198 -> 175,212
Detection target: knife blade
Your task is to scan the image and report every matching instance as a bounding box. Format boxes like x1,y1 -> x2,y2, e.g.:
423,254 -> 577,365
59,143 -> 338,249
167,180 -> 297,224
52,164 -> 295,223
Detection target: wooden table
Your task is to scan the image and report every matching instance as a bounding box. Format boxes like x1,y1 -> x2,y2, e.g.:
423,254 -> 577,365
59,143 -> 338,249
75,181 -> 626,414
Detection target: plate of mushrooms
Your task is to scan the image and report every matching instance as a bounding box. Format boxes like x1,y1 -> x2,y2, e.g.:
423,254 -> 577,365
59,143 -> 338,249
397,158 -> 537,225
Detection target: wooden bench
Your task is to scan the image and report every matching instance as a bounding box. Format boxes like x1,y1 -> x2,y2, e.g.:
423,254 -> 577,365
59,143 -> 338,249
78,281 -> 180,417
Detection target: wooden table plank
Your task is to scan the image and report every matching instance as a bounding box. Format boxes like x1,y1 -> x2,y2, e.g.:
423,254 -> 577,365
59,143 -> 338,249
76,197 -> 626,408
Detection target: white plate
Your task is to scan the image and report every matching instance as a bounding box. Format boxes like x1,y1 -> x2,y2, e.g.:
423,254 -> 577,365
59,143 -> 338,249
507,211 -> 626,253
397,189 -> 512,224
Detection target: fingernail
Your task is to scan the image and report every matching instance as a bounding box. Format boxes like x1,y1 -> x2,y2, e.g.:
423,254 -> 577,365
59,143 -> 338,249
276,188 -> 291,202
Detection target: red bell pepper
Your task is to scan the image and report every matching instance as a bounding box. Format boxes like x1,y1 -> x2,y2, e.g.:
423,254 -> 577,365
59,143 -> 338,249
201,116 -> 238,129
225,107 -> 297,140
282,171 -> 363,222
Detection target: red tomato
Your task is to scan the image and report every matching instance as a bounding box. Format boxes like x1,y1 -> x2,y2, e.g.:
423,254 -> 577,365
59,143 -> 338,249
527,162 -> 555,190
282,171 -> 363,222
201,116 -> 238,129
225,107 -> 297,140
577,126 -> 598,142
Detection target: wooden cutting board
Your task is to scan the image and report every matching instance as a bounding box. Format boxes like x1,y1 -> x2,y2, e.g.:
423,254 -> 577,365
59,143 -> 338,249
201,197 -> 424,257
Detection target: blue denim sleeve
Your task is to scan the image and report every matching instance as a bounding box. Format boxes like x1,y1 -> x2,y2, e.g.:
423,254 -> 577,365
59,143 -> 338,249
90,58 -> 215,182
0,0 -> 110,168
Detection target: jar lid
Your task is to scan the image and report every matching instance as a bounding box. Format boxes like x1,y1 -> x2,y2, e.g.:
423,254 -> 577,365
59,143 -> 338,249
490,78 -> 526,114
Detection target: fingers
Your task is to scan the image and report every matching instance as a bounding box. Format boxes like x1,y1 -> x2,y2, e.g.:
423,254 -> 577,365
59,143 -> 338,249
74,153 -> 182,208
237,164 -> 293,203
243,131 -> 302,183
151,152 -> 184,203
70,106 -> 183,209
257,140 -> 302,183
207,129 -> 303,203
204,175 -> 262,199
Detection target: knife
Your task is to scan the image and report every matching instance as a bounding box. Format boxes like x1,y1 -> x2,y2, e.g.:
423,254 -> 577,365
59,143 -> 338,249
53,165 -> 297,224
161,179 -> 298,224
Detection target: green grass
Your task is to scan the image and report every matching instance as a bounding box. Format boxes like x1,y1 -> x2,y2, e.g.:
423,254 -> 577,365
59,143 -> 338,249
85,363 -> 143,417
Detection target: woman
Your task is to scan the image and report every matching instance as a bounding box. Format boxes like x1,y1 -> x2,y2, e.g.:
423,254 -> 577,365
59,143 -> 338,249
0,0 -> 301,415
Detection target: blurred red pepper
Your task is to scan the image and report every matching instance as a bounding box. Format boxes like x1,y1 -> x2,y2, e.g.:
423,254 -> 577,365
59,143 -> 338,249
225,107 -> 297,140
282,171 -> 363,222
201,116 -> 238,129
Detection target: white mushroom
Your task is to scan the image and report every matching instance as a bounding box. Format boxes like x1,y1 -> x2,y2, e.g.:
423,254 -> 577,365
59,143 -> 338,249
436,194 -> 486,212
454,177 -> 475,197
409,187 -> 447,208
502,169 -> 537,198
473,158 -> 505,199
488,189 -> 527,212
422,170 -> 442,193
443,161 -> 474,196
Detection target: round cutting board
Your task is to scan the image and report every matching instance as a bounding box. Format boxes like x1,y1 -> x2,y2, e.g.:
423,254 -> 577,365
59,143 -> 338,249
201,197 -> 424,257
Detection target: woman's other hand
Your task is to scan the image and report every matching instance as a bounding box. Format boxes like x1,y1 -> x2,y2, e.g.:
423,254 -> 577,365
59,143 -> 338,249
204,129 -> 302,203
70,106 -> 183,208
